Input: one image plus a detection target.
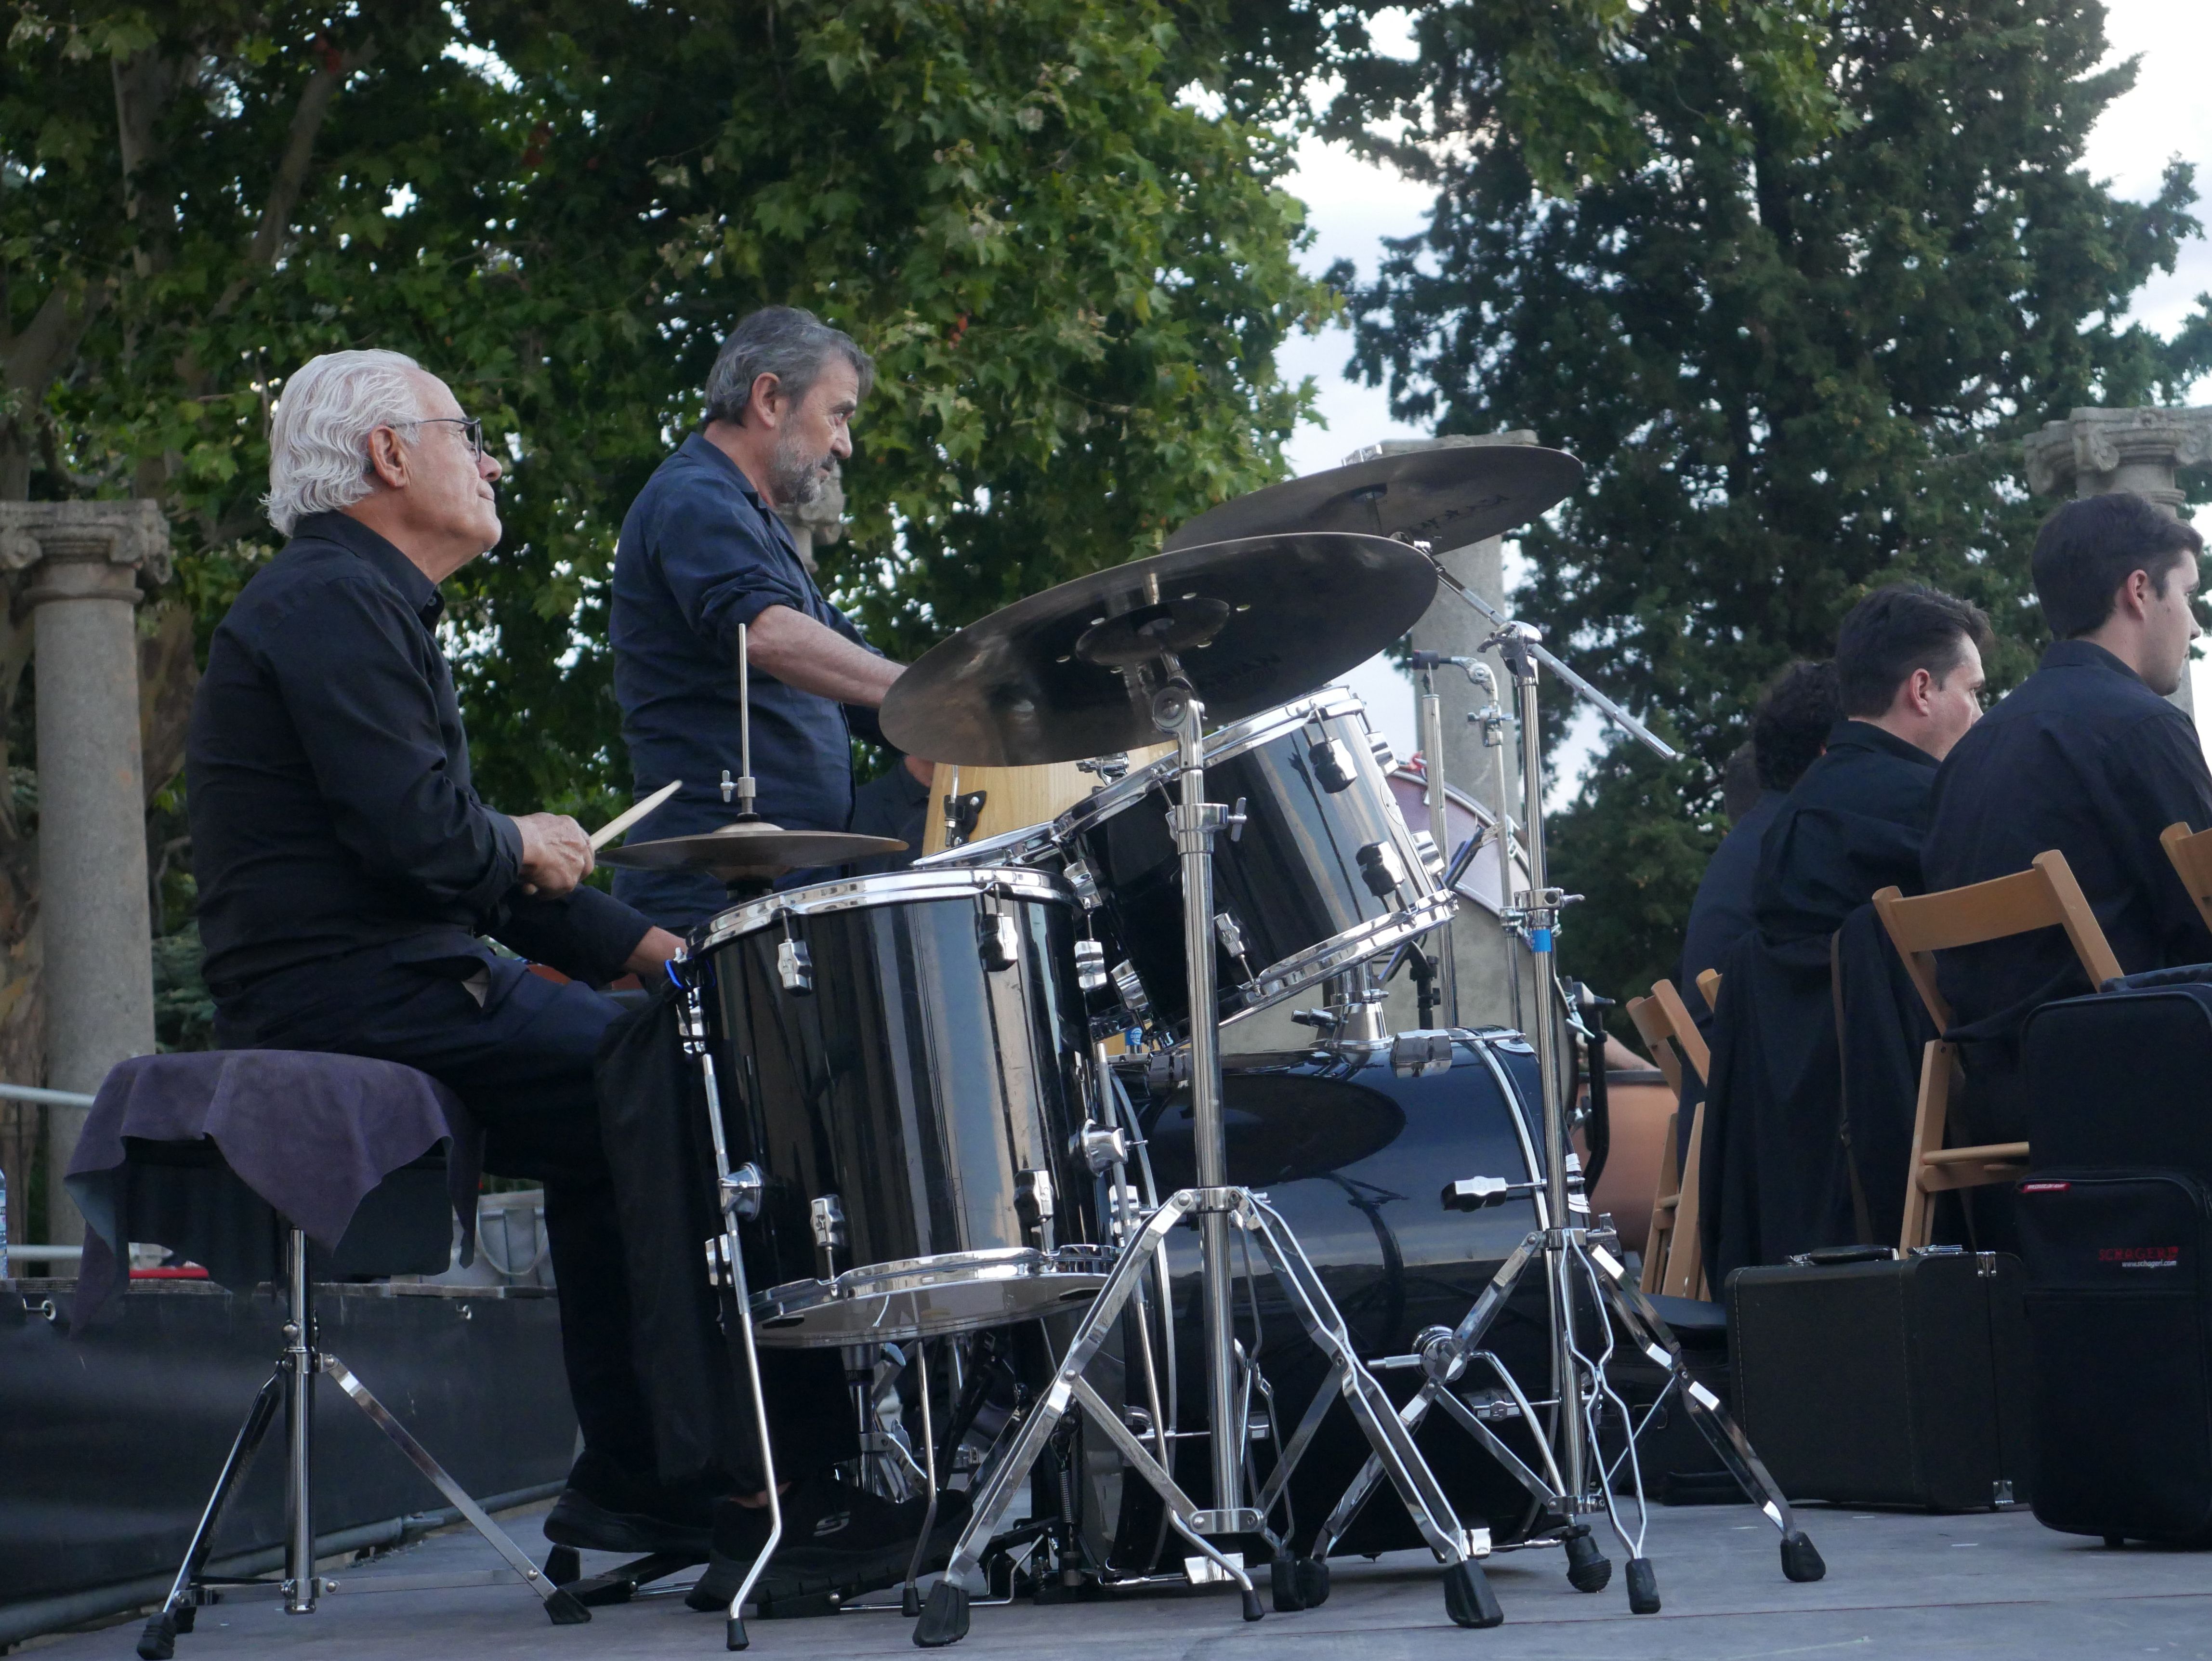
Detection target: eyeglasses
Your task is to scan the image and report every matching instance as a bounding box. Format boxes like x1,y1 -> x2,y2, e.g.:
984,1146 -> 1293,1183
393,415 -> 487,459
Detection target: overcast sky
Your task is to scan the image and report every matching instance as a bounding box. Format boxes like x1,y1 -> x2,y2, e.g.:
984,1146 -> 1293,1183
1291,0 -> 2212,764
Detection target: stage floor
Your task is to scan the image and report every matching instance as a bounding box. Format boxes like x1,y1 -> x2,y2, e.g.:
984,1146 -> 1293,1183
35,1498 -> 2212,1660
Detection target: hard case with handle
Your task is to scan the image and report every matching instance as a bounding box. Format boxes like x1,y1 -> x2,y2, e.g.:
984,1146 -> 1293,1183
1725,1243 -> 2032,1511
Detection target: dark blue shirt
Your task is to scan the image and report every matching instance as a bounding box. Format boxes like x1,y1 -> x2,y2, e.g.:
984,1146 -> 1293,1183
1756,720 -> 1938,949
610,433 -> 879,927
188,512 -> 649,1004
1924,639 -> 2212,1045
1680,788 -> 1784,1027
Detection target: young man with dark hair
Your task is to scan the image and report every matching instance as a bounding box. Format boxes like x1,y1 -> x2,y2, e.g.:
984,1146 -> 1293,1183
1922,493 -> 2212,1140
1699,585 -> 1991,1279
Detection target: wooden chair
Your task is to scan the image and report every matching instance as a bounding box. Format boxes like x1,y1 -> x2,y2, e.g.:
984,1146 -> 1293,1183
2160,822 -> 2212,936
1624,978 -> 1711,1301
1871,849 -> 2123,1250
1695,968 -> 1722,1011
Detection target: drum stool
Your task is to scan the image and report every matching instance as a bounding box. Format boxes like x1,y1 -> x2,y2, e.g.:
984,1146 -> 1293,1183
112,1063 -> 586,1658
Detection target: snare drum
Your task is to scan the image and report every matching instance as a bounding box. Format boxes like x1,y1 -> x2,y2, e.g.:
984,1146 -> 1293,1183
1054,689 -> 1454,1034
695,867 -> 1108,1346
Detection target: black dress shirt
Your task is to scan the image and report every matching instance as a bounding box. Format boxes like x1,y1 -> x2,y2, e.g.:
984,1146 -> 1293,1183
1680,788 -> 1783,1027
1756,720 -> 1939,949
610,432 -> 882,927
1923,639 -> 2212,1047
188,512 -> 649,1005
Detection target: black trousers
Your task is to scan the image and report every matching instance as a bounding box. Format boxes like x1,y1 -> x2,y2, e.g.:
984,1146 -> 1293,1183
218,953 -> 658,1483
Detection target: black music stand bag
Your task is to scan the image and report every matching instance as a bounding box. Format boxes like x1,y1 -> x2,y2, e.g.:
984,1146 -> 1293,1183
1725,1246 -> 2032,1511
2015,1172 -> 2212,1543
2020,974 -> 2212,1174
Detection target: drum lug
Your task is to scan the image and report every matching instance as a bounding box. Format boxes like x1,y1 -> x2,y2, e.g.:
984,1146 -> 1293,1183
1410,829 -> 1446,883
1077,1121 -> 1131,1173
977,910 -> 1021,972
942,789 -> 986,848
1308,737 -> 1356,794
1357,839 -> 1408,901
1013,1169 -> 1056,1247
704,1235 -> 732,1289
777,937 -> 814,995
810,1195 -> 847,1279
1367,730 -> 1397,773
1390,1030 -> 1454,1078
1111,961 -> 1153,1025
1212,910 -> 1250,962
719,1163 -> 764,1222
1072,937 -> 1109,993
1061,857 -> 1101,907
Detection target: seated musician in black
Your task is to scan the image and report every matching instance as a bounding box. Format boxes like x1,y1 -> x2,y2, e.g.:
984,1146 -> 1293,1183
1678,659 -> 1842,1033
1701,585 -> 1990,1278
1923,493 -> 2212,1144
187,351 -> 699,1553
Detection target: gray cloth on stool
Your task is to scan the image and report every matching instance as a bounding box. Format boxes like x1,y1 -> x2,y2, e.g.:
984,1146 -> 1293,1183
64,1050 -> 483,1324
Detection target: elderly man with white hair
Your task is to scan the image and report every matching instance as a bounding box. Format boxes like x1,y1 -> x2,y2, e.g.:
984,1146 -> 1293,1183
184,349 -> 700,1556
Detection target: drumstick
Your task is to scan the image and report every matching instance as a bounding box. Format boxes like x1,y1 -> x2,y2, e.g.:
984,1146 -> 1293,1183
590,779 -> 682,849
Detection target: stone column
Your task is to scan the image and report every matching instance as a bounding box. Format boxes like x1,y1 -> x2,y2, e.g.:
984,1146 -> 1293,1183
2023,406 -> 2212,718
0,501 -> 168,1247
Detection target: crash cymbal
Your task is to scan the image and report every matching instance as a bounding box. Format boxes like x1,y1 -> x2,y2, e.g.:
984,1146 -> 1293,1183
879,531 -> 1435,766
597,821 -> 907,878
1162,442 -> 1583,552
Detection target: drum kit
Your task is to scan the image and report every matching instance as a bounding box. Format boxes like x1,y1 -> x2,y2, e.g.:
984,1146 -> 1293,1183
600,445 -> 1825,1649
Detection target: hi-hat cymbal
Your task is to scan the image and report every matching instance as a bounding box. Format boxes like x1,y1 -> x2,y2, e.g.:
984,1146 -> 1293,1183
879,532 -> 1435,766
1162,443 -> 1584,552
597,821 -> 906,879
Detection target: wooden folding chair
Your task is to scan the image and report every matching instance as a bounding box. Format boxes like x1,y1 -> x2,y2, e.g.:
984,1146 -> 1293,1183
1695,968 -> 1722,1011
1872,849 -> 2124,1251
2160,822 -> 2212,936
1624,978 -> 1711,1300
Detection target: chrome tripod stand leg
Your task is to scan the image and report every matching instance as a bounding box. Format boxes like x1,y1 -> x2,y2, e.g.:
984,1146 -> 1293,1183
1242,1196 -> 1504,1627
679,974 -> 786,1648
914,1195 -> 1199,1647
1067,1375 -> 1258,1607
320,1356 -> 588,1622
1583,1247 -> 1826,1582
138,1371 -> 285,1659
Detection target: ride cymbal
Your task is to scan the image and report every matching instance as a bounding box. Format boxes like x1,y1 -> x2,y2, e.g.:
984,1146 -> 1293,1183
879,532 -> 1435,766
1163,443 -> 1583,552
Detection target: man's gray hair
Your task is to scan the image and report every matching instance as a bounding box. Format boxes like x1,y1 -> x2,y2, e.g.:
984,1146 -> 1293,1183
262,349 -> 427,535
704,306 -> 875,424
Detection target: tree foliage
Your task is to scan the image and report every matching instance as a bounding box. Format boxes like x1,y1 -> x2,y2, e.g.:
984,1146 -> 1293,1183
1335,0 -> 2212,1016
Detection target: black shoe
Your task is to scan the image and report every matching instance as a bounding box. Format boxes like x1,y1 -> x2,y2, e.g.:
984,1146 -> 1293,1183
543,1452 -> 717,1558
684,1477 -> 972,1614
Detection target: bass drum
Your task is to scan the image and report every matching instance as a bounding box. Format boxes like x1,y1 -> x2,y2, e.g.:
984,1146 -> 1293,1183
696,867 -> 1108,1347
1083,1034 -> 1564,1561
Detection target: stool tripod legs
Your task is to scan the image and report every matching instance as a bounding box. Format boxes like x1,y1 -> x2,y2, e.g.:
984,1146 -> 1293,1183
138,1374 -> 284,1660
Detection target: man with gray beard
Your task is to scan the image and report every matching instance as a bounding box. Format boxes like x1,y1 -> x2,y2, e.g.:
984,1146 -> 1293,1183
611,306 -> 904,927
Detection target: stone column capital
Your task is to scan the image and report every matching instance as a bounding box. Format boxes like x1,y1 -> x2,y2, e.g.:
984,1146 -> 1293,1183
0,499 -> 173,608
2022,406 -> 2212,513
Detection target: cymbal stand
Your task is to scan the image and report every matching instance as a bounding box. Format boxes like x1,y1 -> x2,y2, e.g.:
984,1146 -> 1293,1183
1310,591 -> 1825,1612
913,678 -> 1501,1648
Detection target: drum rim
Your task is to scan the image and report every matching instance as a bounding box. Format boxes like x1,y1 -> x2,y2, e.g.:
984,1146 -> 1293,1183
1050,685 -> 1369,842
1221,889 -> 1459,1022
749,1245 -> 1113,1345
911,821 -> 1063,869
693,865 -> 1073,953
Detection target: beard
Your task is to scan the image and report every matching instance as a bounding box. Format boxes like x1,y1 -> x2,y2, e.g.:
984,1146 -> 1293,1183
768,429 -> 833,510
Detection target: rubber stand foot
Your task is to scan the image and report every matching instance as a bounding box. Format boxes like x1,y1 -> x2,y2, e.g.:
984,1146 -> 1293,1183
1625,1556 -> 1660,1614
1297,1557 -> 1331,1608
1565,1529 -> 1612,1594
1271,1556 -> 1305,1613
545,1587 -> 591,1626
136,1611 -> 177,1661
914,1579 -> 971,1648
543,1544 -> 581,1587
1779,1529 -> 1826,1583
903,1581 -> 923,1617
1241,1587 -> 1265,1622
174,1606 -> 196,1633
1443,1559 -> 1504,1629
726,1615 -> 748,1651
